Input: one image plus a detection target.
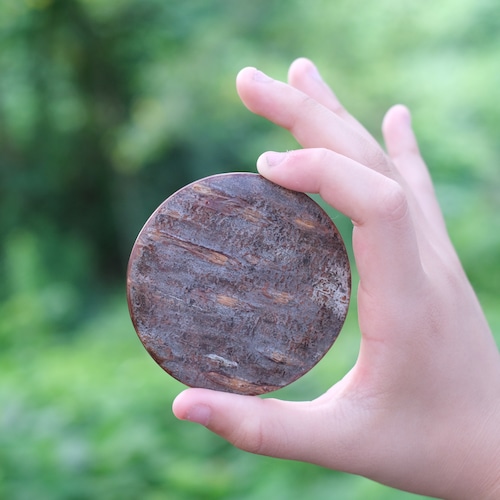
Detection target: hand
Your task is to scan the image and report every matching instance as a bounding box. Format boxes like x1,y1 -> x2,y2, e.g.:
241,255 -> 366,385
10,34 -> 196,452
173,58 -> 500,499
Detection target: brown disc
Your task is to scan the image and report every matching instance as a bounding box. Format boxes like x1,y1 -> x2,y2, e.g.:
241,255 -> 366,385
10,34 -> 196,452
127,173 -> 351,395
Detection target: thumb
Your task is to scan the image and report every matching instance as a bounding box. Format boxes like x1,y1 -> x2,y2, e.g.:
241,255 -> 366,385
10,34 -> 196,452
172,387 -> 355,466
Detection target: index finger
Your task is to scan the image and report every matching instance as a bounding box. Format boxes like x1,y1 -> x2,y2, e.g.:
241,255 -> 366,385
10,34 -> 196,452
256,148 -> 425,297
236,67 -> 394,178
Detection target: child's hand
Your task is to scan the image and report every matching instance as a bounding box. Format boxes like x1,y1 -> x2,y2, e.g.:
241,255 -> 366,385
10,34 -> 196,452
173,58 -> 500,499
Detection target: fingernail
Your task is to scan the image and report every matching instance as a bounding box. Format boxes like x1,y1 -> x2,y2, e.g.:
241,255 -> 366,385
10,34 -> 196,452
185,404 -> 211,426
258,151 -> 286,168
252,69 -> 273,83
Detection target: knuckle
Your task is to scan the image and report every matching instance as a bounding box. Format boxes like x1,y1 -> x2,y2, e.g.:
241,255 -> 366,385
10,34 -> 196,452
362,144 -> 391,174
314,147 -> 333,165
229,415 -> 267,455
289,94 -> 322,132
330,99 -> 346,116
375,180 -> 409,224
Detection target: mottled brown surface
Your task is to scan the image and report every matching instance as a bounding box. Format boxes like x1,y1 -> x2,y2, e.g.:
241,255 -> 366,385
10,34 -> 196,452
127,173 -> 351,395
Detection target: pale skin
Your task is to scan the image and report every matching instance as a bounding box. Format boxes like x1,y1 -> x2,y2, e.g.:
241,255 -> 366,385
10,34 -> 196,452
173,58 -> 500,499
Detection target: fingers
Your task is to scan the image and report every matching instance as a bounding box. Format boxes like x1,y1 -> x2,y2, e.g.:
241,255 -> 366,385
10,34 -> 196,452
287,58 -> 350,122
256,148 -> 424,295
239,59 -> 449,260
256,149 -> 384,223
236,67 -> 392,177
287,58 -> 379,147
382,105 -> 447,232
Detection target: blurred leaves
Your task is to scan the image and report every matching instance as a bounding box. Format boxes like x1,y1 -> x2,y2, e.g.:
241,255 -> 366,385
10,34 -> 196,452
0,299 -> 425,500
2,0 -> 498,295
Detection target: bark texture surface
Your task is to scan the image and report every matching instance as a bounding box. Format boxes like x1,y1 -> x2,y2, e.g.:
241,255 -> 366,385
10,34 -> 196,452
127,173 -> 351,395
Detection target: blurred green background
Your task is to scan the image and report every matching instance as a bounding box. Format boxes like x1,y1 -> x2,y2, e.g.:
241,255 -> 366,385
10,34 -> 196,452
1,0 -> 499,498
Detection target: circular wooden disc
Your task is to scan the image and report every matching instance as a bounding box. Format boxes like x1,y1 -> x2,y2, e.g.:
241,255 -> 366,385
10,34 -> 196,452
127,173 -> 351,395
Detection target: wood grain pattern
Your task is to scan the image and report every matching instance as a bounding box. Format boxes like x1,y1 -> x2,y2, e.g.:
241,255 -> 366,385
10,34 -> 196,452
127,173 -> 351,395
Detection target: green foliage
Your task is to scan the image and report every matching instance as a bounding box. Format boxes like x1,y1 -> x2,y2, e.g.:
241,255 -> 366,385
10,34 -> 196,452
0,299 -> 429,500
1,0 -> 499,498
1,0 -> 499,298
